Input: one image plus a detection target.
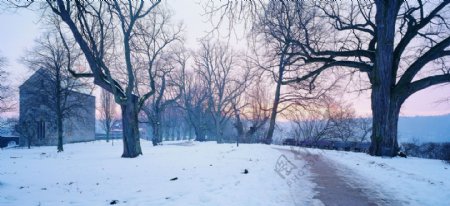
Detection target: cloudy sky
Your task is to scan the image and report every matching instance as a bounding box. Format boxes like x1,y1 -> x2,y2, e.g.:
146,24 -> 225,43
0,0 -> 449,117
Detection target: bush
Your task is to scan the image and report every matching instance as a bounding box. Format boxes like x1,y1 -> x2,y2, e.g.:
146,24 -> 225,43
441,143 -> 450,163
401,142 -> 450,161
420,143 -> 440,159
402,143 -> 419,157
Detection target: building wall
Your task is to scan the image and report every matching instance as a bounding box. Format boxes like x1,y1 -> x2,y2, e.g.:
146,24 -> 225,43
63,92 -> 96,143
19,69 -> 96,146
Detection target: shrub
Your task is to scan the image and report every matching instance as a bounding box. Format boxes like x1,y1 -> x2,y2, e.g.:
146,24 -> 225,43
441,143 -> 450,163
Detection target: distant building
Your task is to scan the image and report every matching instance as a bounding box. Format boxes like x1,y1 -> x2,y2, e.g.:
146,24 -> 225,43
0,118 -> 19,148
19,68 -> 95,146
95,121 -> 149,141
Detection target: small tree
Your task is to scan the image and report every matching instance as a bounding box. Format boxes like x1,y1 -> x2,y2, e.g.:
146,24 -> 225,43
232,79 -> 271,144
288,98 -> 370,145
326,100 -> 358,143
0,53 -> 13,114
99,88 -> 118,144
289,107 -> 332,144
21,31 -> 93,152
194,39 -> 251,142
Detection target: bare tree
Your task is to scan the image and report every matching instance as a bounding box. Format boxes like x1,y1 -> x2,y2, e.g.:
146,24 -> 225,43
0,53 -> 13,115
326,100 -> 358,143
208,0 -> 450,156
288,98 -> 370,146
279,1 -> 450,156
230,0 -> 335,145
134,7 -> 183,145
203,0 -> 333,145
232,79 -> 271,144
180,68 -> 210,141
15,0 -> 173,157
99,88 -> 118,144
21,31 -> 93,152
250,1 -> 297,145
354,117 -> 372,143
142,51 -> 184,146
288,106 -> 332,145
194,39 -> 251,142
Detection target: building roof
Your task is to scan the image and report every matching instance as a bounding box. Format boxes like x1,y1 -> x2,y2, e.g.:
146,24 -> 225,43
20,68 -> 95,98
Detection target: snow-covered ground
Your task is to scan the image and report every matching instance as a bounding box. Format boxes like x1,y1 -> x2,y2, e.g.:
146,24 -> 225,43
0,140 -> 318,206
1,140 -> 449,205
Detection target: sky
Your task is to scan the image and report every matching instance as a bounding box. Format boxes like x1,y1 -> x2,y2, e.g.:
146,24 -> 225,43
0,1 -> 449,117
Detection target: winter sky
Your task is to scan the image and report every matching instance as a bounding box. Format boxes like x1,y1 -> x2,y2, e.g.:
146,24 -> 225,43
0,0 -> 449,117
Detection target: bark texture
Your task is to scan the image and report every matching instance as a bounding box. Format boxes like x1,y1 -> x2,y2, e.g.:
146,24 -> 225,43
121,95 -> 142,158
369,0 -> 401,157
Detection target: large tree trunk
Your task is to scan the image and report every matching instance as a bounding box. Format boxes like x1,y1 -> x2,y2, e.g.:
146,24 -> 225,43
121,95 -> 142,158
388,99 -> 401,155
370,95 -> 401,156
369,0 -> 399,156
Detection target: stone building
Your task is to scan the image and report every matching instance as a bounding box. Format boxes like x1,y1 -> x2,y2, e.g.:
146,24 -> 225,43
19,68 -> 96,146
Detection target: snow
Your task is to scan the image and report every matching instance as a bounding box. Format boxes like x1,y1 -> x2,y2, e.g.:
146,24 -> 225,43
2,140 -> 449,205
0,140 -> 318,206
305,148 -> 450,206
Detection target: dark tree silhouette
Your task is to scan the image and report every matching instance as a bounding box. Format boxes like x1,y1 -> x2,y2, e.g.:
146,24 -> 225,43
15,0 -> 167,157
0,53 -> 13,115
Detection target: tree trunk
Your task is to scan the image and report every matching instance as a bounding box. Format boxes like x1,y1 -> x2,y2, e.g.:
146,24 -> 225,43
234,112 -> 244,146
120,95 -> 142,158
106,129 -> 110,143
56,69 -> 63,152
151,113 -> 162,146
369,0 -> 399,156
370,94 -> 401,156
215,122 -> 223,143
265,69 -> 283,144
27,130 -> 31,149
57,113 -> 63,152
388,99 -> 401,155
194,125 -> 206,141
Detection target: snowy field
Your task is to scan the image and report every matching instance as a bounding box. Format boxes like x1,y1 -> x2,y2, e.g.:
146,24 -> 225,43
0,140 -> 318,206
1,140 -> 449,206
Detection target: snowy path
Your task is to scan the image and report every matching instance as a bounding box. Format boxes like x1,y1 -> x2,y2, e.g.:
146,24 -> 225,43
275,147 -> 397,206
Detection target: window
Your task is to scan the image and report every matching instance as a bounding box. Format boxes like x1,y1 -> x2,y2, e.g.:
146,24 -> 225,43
37,120 -> 45,139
